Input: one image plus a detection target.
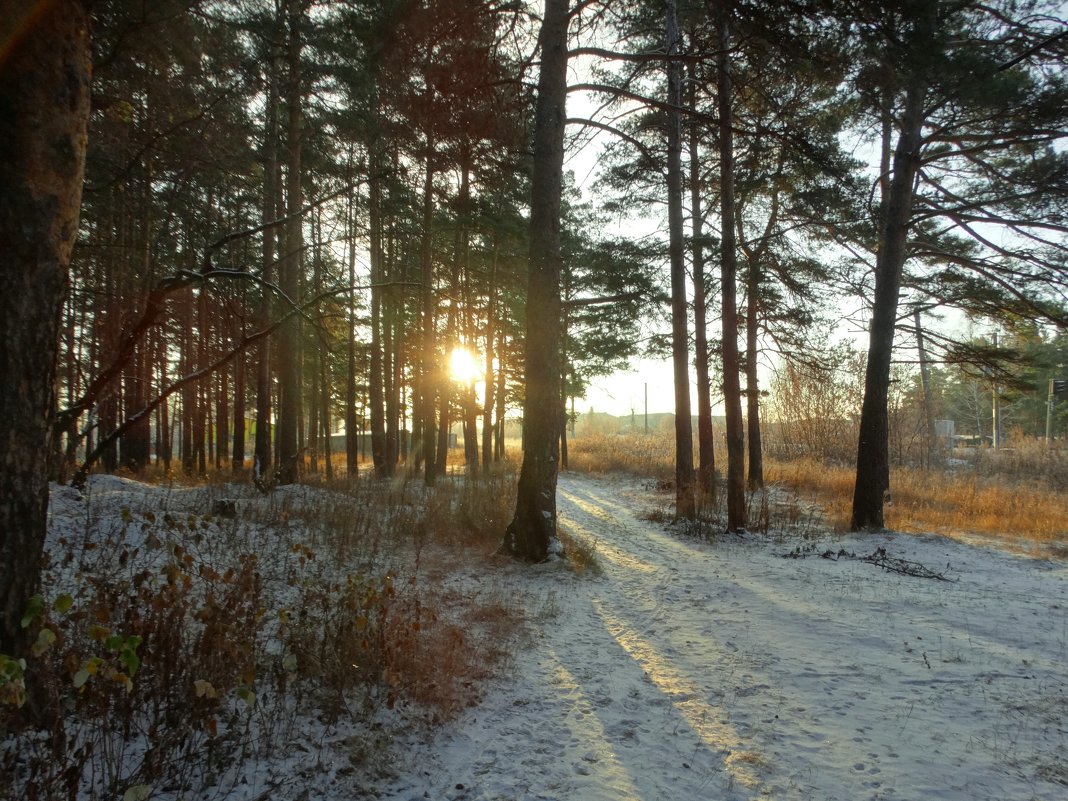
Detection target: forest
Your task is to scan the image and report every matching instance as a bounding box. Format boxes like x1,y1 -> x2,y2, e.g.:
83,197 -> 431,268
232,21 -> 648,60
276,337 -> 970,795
1,0 -> 1067,799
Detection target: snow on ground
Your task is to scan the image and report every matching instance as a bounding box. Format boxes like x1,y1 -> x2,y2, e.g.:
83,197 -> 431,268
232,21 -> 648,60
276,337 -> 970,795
377,472 -> 1068,801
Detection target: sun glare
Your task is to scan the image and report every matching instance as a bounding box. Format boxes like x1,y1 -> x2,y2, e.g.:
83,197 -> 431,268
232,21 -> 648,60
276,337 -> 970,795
449,347 -> 480,383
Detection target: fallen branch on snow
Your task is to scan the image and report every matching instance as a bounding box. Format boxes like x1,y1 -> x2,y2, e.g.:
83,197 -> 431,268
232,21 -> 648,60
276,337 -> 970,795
782,545 -> 956,582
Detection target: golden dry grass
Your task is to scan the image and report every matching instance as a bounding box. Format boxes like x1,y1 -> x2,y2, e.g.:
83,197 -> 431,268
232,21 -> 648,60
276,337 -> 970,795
565,433 -> 676,483
566,432 -> 1068,552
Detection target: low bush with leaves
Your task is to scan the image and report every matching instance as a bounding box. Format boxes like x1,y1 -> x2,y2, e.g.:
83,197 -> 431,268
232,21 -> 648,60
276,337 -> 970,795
1,466 -> 526,800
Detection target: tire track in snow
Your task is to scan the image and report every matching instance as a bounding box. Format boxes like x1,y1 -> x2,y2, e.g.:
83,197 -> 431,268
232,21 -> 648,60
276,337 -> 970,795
556,472 -> 1068,801
381,473 -> 1068,801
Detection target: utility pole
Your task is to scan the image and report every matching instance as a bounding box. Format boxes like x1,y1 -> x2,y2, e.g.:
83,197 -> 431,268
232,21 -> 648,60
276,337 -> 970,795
1046,378 -> 1055,445
1049,377 -> 1067,444
644,382 -> 649,435
992,331 -> 1001,450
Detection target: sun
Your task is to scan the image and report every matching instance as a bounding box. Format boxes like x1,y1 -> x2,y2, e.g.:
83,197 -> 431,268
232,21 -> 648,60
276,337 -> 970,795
448,346 -> 480,383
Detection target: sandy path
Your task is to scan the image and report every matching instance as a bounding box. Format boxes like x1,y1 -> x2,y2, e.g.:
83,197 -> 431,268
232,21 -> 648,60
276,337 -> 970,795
382,472 -> 1068,801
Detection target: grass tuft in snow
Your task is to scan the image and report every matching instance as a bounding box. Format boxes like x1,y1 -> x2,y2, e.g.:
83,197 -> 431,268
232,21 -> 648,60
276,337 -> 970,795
1,462 -> 527,801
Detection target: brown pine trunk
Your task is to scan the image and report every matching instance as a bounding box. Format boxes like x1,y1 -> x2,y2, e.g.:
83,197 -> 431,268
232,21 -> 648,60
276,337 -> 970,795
216,364 -> 229,471
501,0 -> 568,561
745,274 -> 763,490
495,326 -> 507,461
276,0 -> 304,485
255,34 -> 280,480
687,58 -> 716,509
158,339 -> 172,470
418,136 -> 438,483
666,0 -> 696,521
232,346 -> 246,473
715,1 -> 746,532
195,290 -> 209,475
368,141 -> 387,476
851,73 -> 929,529
0,0 -> 90,656
482,244 -> 498,471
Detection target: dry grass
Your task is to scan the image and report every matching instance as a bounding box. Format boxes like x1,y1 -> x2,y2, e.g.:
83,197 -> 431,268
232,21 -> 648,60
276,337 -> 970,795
769,456 -> 1068,544
567,432 -> 1068,553
3,458 -> 528,800
566,433 -> 675,482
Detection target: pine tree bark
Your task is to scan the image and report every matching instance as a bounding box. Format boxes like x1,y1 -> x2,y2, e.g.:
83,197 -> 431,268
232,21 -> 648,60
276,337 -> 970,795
482,243 -> 498,471
915,309 -> 936,467
346,169 -> 361,477
501,0 -> 568,561
417,134 -> 438,483
666,0 -> 695,520
232,345 -> 246,473
851,3 -> 934,529
276,0 -> 304,486
744,270 -> 763,490
851,73 -> 928,528
715,0 -> 747,532
368,141 -> 387,476
687,63 -> 716,509
255,37 -> 280,480
0,0 -> 91,655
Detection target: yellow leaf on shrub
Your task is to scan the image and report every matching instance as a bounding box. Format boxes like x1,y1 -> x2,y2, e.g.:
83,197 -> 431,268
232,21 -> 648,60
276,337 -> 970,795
235,686 -> 256,707
88,624 -> 109,643
122,784 -> 152,801
355,615 -> 368,632
194,679 -> 217,699
32,627 -> 56,656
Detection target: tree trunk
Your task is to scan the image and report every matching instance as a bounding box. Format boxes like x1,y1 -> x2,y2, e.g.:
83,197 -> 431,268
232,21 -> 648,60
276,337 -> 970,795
368,141 -> 387,476
501,0 -> 568,562
158,341 -> 172,470
687,58 -> 716,510
417,134 -> 438,483
216,363 -> 229,471
0,0 -> 90,656
851,30 -> 931,529
232,346 -> 246,473
745,261 -> 763,490
495,326 -> 507,461
715,0 -> 746,532
915,309 -> 936,467
255,35 -> 280,480
195,290 -> 209,475
666,0 -> 695,520
482,243 -> 498,472
276,0 -> 304,486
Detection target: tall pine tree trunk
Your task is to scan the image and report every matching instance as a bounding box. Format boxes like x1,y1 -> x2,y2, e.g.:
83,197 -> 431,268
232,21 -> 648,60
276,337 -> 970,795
501,0 -> 568,561
915,309 -> 937,467
666,0 -> 695,521
0,0 -> 90,656
417,134 -> 438,483
368,143 -> 388,476
482,243 -> 498,472
745,266 -> 763,490
715,0 -> 746,532
687,60 -> 716,509
232,346 -> 246,473
277,0 -> 304,485
851,71 -> 928,529
255,37 -> 280,480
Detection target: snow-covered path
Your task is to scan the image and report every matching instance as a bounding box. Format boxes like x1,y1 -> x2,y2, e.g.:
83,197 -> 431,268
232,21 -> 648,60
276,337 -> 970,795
382,472 -> 1068,801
